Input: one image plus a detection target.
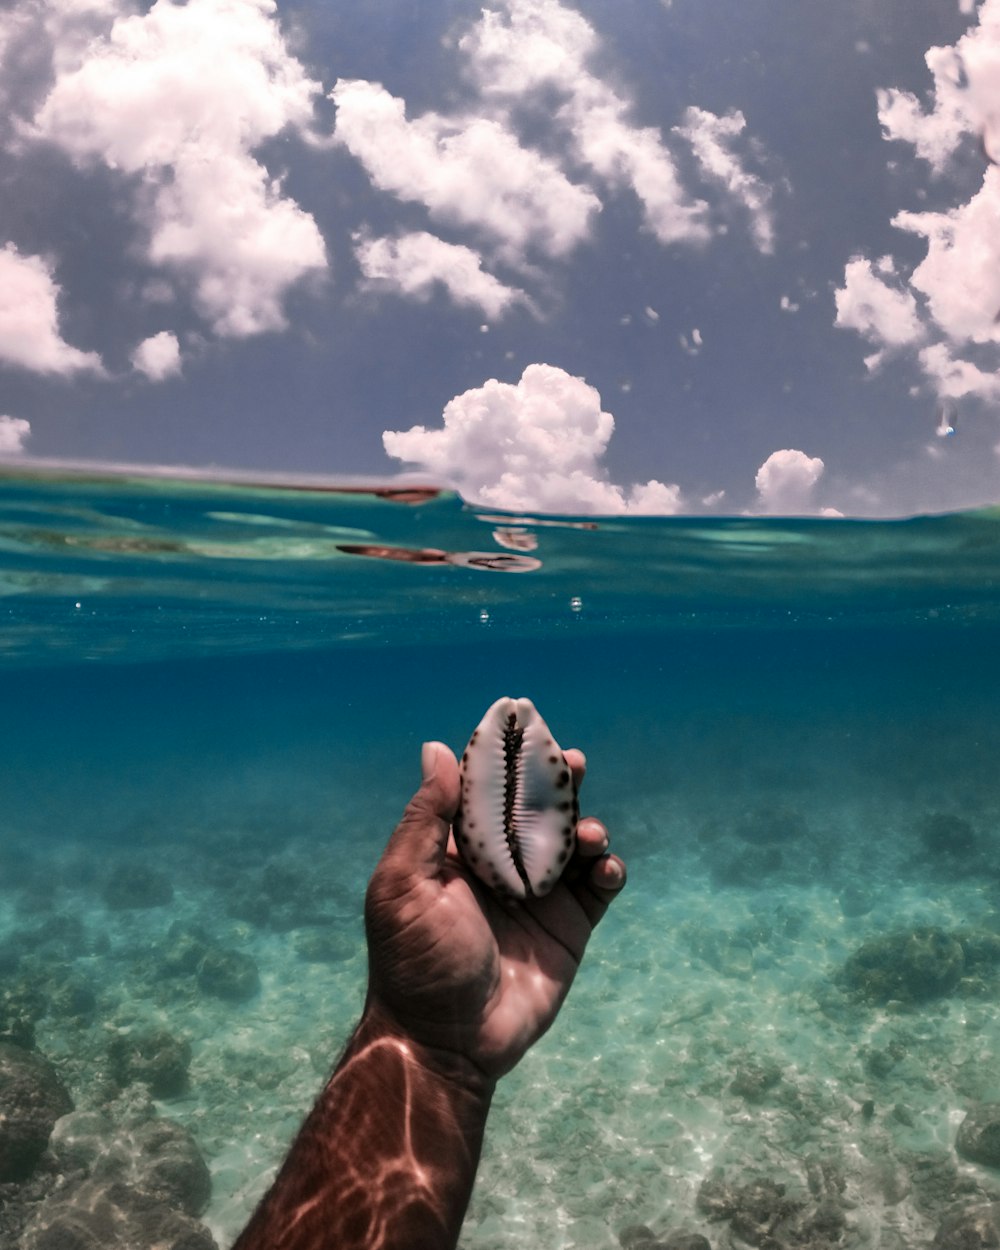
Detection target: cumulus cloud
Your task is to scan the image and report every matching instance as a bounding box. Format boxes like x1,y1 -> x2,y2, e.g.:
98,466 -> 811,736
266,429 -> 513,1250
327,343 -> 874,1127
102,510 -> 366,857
332,79 -> 598,262
919,343 -> 1000,401
834,256 -> 925,359
29,0 -> 327,337
836,0 -> 1000,404
383,363 -> 682,514
674,107 -> 776,252
754,448 -> 828,515
461,0 -> 711,246
354,231 -> 532,319
0,243 -> 104,375
877,4 -> 1000,171
892,168 -> 1000,348
333,0 -> 777,316
131,330 -> 181,380
0,415 -> 31,454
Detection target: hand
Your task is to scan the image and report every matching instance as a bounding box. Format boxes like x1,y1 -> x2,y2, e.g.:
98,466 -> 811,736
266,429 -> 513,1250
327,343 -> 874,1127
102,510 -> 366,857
364,740 -> 626,1079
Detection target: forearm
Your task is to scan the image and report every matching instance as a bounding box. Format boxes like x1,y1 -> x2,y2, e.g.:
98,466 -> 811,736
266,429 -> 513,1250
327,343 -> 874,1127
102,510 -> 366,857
232,1003 -> 495,1250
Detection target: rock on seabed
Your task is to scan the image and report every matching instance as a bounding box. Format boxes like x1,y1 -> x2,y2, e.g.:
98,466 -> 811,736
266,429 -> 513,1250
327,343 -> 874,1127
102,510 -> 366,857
0,1042 -> 73,1182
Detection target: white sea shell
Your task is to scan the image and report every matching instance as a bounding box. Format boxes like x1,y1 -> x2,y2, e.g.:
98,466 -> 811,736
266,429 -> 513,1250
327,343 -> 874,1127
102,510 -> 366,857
454,696 -> 578,899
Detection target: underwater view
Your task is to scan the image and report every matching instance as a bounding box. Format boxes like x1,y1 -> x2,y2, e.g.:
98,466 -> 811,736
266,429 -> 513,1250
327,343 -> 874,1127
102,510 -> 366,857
3,464 -> 1000,1250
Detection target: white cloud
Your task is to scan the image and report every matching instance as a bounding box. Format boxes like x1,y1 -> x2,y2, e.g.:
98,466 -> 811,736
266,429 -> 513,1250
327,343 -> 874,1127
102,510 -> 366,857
679,327 -> 703,355
892,167 -> 1000,346
354,231 -> 531,319
877,3 -> 1000,171
461,0 -> 711,246
0,416 -> 31,454
0,243 -> 104,375
29,0 -> 327,337
834,256 -> 925,353
131,330 -> 181,380
674,107 -> 777,252
754,448 -> 828,515
333,0 -> 775,317
877,50 -> 976,172
919,343 -> 1000,400
383,363 -> 683,514
838,0 -> 1000,405
332,78 -> 598,262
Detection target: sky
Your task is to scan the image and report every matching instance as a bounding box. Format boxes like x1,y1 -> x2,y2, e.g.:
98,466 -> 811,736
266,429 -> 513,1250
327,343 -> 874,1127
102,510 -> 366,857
0,0 -> 998,517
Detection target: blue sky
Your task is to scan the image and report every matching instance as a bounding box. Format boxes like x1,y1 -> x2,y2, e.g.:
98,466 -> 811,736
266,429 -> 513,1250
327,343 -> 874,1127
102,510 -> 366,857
0,0 -> 997,516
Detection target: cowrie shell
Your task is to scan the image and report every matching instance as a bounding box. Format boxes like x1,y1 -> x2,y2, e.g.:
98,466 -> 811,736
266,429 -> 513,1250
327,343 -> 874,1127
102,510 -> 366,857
454,696 -> 578,899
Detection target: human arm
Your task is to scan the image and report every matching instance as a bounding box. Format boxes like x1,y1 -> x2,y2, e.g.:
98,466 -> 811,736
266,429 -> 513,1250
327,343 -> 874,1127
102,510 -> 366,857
232,739 -> 627,1250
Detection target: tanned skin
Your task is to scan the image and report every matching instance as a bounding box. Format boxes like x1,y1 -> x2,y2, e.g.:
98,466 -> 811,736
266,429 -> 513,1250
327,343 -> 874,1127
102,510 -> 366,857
232,739 -> 627,1250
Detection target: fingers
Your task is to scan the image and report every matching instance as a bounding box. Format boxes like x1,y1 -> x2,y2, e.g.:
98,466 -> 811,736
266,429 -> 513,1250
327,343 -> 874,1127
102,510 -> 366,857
568,816 -> 627,927
563,747 -> 586,790
380,741 -> 460,883
587,853 -> 627,901
575,815 -> 607,858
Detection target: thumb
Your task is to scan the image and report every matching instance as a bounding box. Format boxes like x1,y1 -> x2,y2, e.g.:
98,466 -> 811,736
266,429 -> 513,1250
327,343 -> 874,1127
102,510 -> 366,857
381,741 -> 461,880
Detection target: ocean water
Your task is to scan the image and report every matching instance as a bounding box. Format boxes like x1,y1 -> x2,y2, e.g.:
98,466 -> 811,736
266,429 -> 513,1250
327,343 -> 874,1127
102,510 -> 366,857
3,464 -> 1000,1249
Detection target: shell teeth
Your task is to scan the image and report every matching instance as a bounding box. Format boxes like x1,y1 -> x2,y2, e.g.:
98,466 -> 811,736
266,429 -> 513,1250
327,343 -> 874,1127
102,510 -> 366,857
456,696 -> 577,899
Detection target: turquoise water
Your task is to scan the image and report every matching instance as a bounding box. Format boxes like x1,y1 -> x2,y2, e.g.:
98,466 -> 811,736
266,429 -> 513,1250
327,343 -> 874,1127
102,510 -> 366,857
3,464 -> 1000,1248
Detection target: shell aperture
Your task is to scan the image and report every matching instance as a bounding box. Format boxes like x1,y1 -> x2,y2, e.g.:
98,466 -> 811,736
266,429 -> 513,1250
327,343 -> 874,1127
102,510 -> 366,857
454,696 -> 578,899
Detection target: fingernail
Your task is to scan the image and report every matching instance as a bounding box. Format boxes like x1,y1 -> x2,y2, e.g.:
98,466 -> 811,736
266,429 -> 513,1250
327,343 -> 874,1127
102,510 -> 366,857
604,858 -> 625,888
421,741 -> 441,783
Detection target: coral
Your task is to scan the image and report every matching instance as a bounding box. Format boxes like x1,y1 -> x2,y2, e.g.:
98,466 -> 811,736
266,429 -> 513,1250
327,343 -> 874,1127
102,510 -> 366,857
0,1042 -> 73,1182
931,1202 -> 1000,1248
37,1109 -> 216,1247
696,1168 -> 848,1249
840,928 -> 965,1004
20,1177 -> 218,1250
157,923 -> 211,977
196,948 -> 260,1002
294,927 -> 357,963
919,812 -> 978,858
957,1107 -> 1000,1170
102,863 -> 174,910
108,1029 -> 192,1100
730,1060 -> 783,1102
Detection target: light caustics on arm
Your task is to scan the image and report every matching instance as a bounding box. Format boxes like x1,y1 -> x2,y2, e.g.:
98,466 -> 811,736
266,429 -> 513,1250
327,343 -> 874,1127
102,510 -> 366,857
232,1013 -> 494,1250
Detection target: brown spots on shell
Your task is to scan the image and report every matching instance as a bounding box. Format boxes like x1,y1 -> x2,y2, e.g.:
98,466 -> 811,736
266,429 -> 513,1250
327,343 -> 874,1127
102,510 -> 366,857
455,696 -> 576,900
